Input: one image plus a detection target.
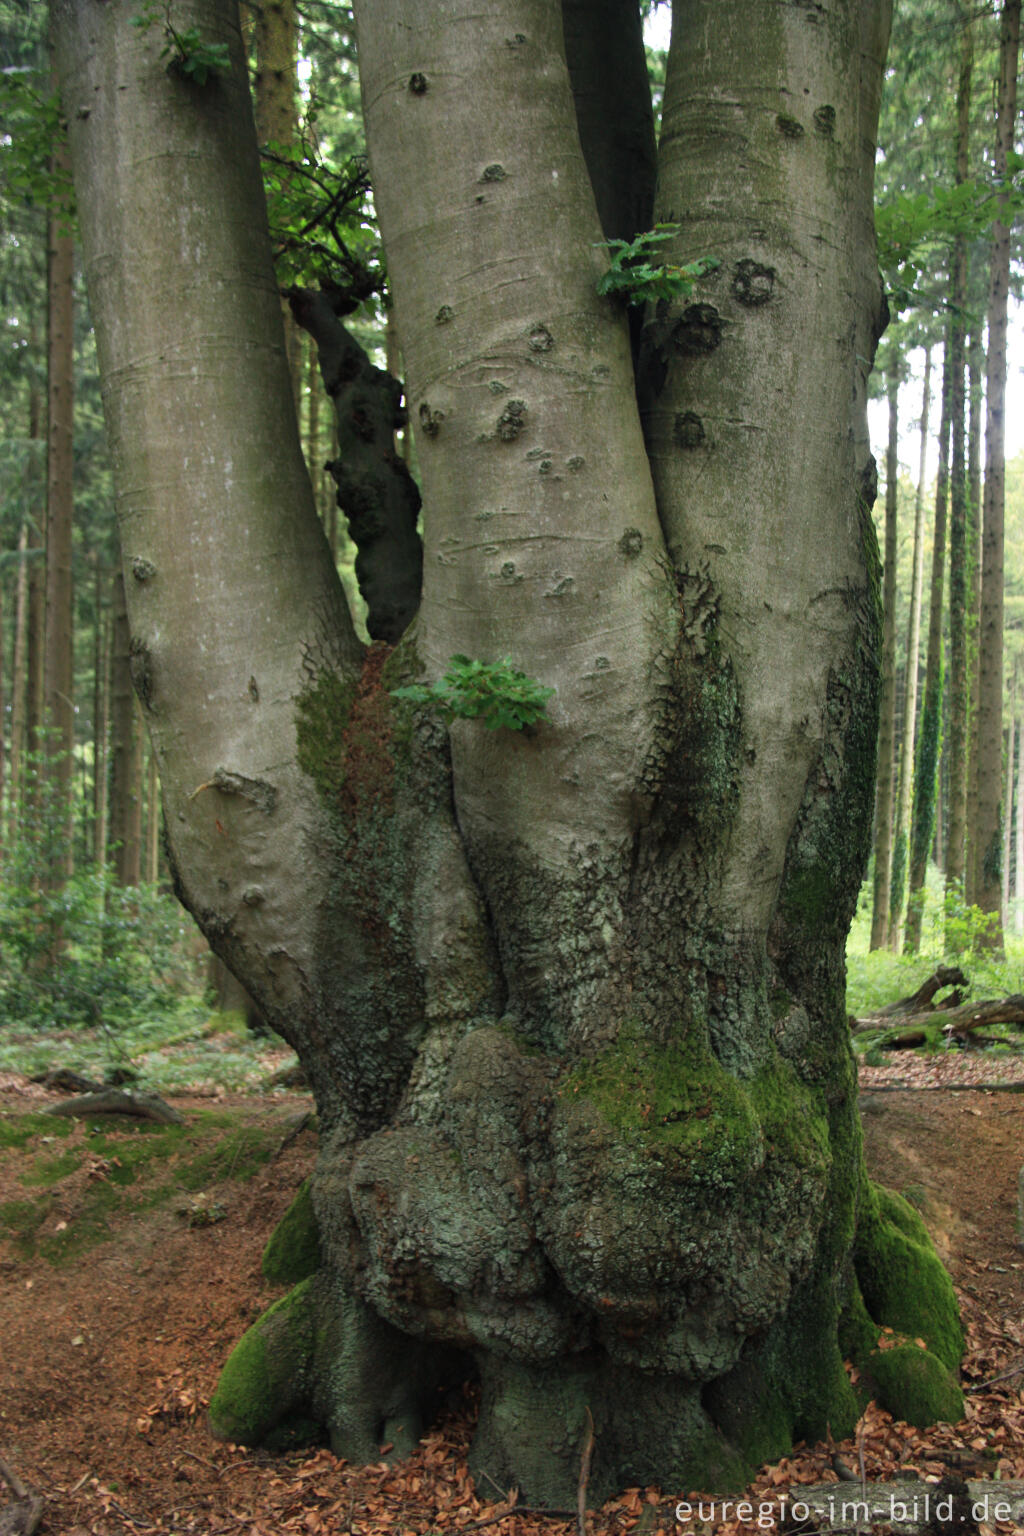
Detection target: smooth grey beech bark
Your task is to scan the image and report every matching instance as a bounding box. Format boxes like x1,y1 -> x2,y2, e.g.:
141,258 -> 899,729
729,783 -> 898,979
55,0 -> 969,1507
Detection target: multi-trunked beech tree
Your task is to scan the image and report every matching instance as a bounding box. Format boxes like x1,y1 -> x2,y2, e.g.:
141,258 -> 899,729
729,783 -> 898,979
55,0 -> 966,1503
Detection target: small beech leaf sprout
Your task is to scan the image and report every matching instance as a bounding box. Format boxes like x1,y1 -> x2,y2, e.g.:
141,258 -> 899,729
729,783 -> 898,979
391,655 -> 555,732
595,224 -> 720,308
131,3 -> 231,85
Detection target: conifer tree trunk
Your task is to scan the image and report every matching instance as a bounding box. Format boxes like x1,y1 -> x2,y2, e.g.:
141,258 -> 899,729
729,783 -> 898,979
107,570 -> 142,885
10,358 -> 42,838
965,323 -> 984,904
871,352 -> 900,950
145,743 -> 160,883
8,521 -> 30,844
905,338 -> 952,952
92,560 -> 110,865
254,0 -> 301,404
44,138 -> 76,877
1016,689 -> 1024,934
974,0 -> 1021,942
890,346 -> 931,949
1002,716 -> 1013,923
944,10 -> 973,912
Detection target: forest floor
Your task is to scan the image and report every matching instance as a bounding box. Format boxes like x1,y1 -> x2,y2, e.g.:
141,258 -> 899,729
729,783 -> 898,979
2,1054 -> 1024,1536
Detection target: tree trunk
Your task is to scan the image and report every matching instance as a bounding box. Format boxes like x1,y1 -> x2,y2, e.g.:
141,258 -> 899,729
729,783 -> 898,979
106,570 -> 142,886
10,353 -> 44,842
964,323 -> 984,904
56,0 -> 967,1504
871,353 -> 900,950
943,10 -> 973,911
1017,695 -> 1024,935
973,0 -> 1021,944
144,740 -> 160,883
889,346 -> 931,949
905,338 -> 952,951
8,520 -> 31,846
253,0 -> 302,406
44,136 -> 76,879
1002,718 -> 1013,924
92,561 -> 110,866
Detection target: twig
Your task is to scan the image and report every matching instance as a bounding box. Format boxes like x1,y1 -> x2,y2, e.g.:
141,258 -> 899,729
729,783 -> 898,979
177,1448 -> 222,1476
276,1111 -> 312,1155
577,1407 -> 595,1536
460,1508 -> 576,1531
965,1358 -> 1024,1392
105,1496 -> 156,1529
480,1469 -> 513,1503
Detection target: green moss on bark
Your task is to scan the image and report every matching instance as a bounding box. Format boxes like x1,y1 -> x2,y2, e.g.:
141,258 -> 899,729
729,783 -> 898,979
854,1184 -> 964,1372
295,669 -> 356,803
262,1178 -> 321,1285
208,1277 -> 317,1448
560,1024 -> 828,1184
867,1343 -> 964,1428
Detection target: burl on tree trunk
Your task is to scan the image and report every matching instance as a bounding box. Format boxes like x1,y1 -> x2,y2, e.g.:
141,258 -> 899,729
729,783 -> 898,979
53,0 -> 966,1505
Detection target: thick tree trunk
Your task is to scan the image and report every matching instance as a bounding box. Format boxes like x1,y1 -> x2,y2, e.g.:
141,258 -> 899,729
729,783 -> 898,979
58,0 -> 966,1506
905,337 -> 952,952
974,0 -> 1021,943
871,355 -> 900,950
889,346 -> 931,949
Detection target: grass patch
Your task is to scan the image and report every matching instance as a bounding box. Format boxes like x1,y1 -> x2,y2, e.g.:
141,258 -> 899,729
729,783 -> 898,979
0,1113 -> 74,1150
847,863 -> 1024,1022
0,1010 -> 299,1096
0,1106 -> 285,1265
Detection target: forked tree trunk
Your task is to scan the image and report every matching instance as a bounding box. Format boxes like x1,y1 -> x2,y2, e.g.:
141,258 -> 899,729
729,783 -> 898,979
56,0 -> 968,1505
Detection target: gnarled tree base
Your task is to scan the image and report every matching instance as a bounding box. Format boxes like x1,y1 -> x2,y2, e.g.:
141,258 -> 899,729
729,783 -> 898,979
210,1174 -> 965,1504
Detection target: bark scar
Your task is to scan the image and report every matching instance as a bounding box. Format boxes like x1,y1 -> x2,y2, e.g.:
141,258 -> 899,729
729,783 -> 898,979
189,767 -> 277,815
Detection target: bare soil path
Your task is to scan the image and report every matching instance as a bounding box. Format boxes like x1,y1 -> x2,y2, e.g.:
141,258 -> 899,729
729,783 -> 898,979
2,1064 -> 1023,1536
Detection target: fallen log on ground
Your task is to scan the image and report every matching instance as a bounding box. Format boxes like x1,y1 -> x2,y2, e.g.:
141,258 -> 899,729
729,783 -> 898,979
853,995 -> 1024,1049
870,966 -> 970,1018
47,1089 -> 184,1124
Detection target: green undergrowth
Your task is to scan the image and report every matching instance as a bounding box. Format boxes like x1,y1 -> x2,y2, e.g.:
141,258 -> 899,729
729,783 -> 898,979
0,1106 -> 284,1265
847,863 -> 1024,1031
0,1009 -> 301,1095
